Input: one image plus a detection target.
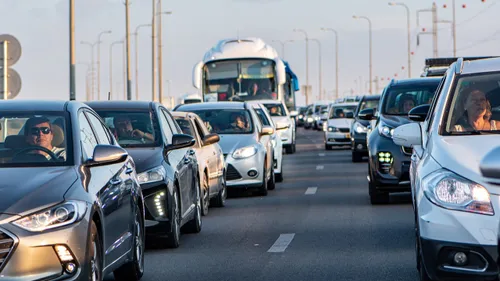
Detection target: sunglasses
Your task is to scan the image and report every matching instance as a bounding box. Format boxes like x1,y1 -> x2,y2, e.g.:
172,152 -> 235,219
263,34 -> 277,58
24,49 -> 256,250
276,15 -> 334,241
30,127 -> 51,135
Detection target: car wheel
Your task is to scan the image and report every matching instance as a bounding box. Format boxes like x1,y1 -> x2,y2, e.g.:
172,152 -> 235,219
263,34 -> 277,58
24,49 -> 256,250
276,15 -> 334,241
368,163 -> 390,205
325,144 -> 331,150
418,245 -> 432,281
267,165 -> 276,190
292,141 -> 296,153
352,151 -> 362,162
113,210 -> 145,281
285,145 -> 293,154
201,173 -> 210,216
88,221 -> 103,281
258,164 -> 268,196
183,179 -> 202,234
165,188 -> 181,248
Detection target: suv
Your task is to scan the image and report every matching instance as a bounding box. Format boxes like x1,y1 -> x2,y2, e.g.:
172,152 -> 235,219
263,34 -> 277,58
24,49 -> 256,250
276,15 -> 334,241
393,57 -> 500,281
420,57 -> 496,77
350,95 -> 380,162
358,78 -> 441,204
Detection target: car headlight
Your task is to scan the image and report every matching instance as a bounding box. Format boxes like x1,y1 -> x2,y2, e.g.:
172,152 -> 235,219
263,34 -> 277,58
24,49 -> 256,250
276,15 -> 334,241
307,117 -> 313,122
299,114 -> 303,119
315,116 -> 320,121
323,122 -> 328,131
354,122 -> 368,134
422,169 -> 494,216
328,126 -> 338,132
378,122 -> 394,138
137,166 -> 165,184
232,145 -> 258,159
13,201 -> 88,232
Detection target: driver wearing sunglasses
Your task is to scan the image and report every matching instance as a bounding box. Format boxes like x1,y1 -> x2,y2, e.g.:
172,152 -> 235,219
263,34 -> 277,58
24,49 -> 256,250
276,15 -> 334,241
24,117 -> 66,160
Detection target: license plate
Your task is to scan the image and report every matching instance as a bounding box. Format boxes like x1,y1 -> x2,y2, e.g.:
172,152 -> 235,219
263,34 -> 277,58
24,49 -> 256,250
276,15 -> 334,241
345,133 -> 350,138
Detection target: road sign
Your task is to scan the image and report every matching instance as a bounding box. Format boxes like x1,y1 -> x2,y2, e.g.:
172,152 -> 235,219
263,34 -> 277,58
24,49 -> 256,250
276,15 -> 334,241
0,34 -> 22,66
0,68 -> 22,99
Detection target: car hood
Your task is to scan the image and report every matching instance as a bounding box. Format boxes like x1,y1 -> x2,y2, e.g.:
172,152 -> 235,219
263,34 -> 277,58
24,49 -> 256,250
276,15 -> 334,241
218,134 -> 258,154
327,118 -> 353,128
0,166 -> 78,216
433,135 -> 500,194
380,114 -> 412,128
126,147 -> 163,174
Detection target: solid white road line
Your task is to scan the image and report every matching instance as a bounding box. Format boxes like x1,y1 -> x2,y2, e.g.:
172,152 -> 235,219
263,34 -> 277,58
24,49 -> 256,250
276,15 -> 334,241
268,233 -> 296,253
319,153 -> 325,156
316,165 -> 324,170
316,145 -> 322,149
305,187 -> 317,195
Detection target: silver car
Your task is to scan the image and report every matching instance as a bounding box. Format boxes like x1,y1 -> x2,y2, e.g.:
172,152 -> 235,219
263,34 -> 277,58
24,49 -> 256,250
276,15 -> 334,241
174,102 -> 275,196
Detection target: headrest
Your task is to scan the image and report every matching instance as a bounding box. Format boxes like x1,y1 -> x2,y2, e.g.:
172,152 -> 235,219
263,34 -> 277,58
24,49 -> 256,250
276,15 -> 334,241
5,135 -> 27,149
51,124 -> 64,147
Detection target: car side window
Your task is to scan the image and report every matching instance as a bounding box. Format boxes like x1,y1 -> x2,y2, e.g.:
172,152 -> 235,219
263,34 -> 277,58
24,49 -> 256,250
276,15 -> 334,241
85,111 -> 112,145
78,112 -> 98,160
163,109 -> 181,134
193,118 -> 206,139
427,75 -> 447,133
158,110 -> 174,145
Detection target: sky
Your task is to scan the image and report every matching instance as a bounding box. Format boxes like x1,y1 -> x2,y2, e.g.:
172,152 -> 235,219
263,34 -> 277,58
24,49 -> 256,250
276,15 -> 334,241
0,0 -> 499,107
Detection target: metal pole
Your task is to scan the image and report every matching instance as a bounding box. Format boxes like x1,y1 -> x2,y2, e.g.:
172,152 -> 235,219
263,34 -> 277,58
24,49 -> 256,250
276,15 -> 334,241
110,41 -> 123,100
311,39 -> 322,101
433,3 -> 438,57
452,0 -> 456,57
123,42 -> 127,100
97,30 -> 111,100
151,0 -> 157,101
81,41 -> 97,99
389,3 -> 412,78
320,28 -> 339,99
134,24 -> 151,101
69,0 -> 76,100
125,0 -> 132,100
353,16 -> 372,94
293,29 -> 309,104
157,0 -> 163,104
2,41 -> 8,100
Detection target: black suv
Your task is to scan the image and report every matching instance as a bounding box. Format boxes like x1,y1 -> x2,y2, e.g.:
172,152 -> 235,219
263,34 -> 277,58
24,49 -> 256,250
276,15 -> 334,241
358,78 -> 441,204
350,95 -> 380,162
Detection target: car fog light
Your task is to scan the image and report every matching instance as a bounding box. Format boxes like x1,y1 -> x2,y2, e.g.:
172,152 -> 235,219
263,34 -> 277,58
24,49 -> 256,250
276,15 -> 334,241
54,245 -> 75,262
65,262 -> 77,274
248,169 -> 258,178
357,144 -> 363,150
155,192 -> 166,217
453,252 -> 468,266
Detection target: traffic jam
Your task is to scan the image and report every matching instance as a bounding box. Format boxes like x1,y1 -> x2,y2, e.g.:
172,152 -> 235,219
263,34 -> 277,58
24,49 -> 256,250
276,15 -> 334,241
2,15 -> 500,281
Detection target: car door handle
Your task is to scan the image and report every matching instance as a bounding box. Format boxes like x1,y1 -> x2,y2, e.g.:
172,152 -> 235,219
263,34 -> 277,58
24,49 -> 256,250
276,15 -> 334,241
125,167 -> 134,175
110,178 -> 122,185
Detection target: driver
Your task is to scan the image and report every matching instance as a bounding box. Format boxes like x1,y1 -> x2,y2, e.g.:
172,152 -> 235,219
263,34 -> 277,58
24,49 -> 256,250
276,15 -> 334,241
113,116 -> 154,142
24,116 -> 66,160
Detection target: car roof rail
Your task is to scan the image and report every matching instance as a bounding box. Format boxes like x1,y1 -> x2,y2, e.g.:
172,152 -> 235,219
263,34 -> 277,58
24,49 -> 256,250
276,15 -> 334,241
455,58 -> 464,74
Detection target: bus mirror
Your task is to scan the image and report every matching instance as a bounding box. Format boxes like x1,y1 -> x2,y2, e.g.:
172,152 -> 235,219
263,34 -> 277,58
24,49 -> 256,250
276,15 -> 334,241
192,61 -> 204,89
276,60 -> 286,85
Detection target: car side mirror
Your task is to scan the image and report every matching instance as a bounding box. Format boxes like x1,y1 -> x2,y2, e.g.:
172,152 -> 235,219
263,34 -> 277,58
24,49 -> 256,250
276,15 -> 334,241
261,126 -> 274,136
408,104 -> 430,122
276,122 -> 290,131
289,110 -> 299,117
358,108 -> 375,120
480,147 -> 500,185
85,144 -> 128,167
202,133 -> 220,146
165,134 -> 195,153
392,123 -> 422,147
346,112 -> 354,119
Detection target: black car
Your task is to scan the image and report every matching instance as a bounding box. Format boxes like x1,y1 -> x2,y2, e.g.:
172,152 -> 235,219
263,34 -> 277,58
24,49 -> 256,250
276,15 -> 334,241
0,100 -> 144,280
87,101 -> 202,248
296,106 -> 308,127
358,78 -> 440,204
350,95 -> 380,162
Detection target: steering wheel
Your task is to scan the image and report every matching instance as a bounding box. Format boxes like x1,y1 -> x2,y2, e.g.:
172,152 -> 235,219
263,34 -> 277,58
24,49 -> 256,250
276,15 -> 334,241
13,146 -> 60,162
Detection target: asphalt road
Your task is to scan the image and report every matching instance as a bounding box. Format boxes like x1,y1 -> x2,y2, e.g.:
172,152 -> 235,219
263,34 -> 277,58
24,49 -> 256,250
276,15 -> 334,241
107,128 -> 418,281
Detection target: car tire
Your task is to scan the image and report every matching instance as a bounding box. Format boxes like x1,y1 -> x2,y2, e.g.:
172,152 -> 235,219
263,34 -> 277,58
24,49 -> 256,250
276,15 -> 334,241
325,144 -> 331,150
352,151 -> 363,162
267,165 -> 276,190
165,188 -> 181,248
88,221 -> 103,281
258,164 -> 268,196
212,178 -> 227,208
201,172 -> 210,216
113,210 -> 145,281
368,163 -> 390,205
418,246 -> 432,281
285,145 -> 293,154
183,179 -> 202,234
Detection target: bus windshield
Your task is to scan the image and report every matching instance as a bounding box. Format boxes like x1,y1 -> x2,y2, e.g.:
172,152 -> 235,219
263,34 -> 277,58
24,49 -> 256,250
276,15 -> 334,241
202,59 -> 278,102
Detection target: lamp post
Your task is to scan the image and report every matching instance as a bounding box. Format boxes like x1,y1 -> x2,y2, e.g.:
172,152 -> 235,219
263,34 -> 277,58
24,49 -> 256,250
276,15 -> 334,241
157,8 -> 173,104
353,15 -> 373,94
388,2 -> 411,78
310,39 -> 322,101
320,27 -> 339,99
109,40 -> 123,100
151,0 -> 157,101
69,0 -> 76,100
293,29 -> 309,104
96,30 -> 112,100
134,24 -> 152,100
80,41 -> 99,100
271,39 -> 294,59
124,0 -> 132,100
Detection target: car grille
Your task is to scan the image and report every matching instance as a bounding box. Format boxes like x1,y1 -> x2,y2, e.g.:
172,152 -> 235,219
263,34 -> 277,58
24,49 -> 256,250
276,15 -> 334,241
226,164 -> 242,181
0,230 -> 15,272
402,146 -> 412,155
338,128 -> 350,133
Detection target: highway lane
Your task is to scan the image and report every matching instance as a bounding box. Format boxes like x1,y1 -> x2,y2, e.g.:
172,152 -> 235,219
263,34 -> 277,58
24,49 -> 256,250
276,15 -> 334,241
106,128 -> 418,281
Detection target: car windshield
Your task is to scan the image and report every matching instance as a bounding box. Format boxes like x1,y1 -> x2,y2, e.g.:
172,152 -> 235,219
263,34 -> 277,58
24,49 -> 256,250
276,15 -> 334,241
383,84 -> 439,115
255,108 -> 273,126
329,106 -> 357,119
94,111 -> 160,147
263,103 -> 286,117
358,99 -> 380,115
174,117 -> 194,136
445,73 -> 500,134
0,112 -> 72,167
186,109 -> 254,134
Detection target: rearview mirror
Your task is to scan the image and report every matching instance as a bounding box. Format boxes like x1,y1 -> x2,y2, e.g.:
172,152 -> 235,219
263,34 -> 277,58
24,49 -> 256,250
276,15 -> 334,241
392,123 -> 422,147
261,126 -> 274,136
275,60 -> 286,85
276,122 -> 290,130
86,145 -> 128,167
358,108 -> 375,120
202,133 -> 220,146
165,134 -> 195,153
346,112 -> 354,119
480,147 -> 500,185
408,104 -> 430,122
192,61 -> 204,89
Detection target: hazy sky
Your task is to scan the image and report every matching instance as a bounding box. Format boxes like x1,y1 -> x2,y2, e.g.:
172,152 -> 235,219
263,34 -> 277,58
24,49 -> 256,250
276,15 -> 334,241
1,0 -> 498,106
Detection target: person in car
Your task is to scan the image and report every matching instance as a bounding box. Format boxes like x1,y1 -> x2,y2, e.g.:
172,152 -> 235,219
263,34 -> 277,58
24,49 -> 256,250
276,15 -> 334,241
387,94 -> 416,114
230,113 -> 249,131
113,115 -> 154,141
454,88 -> 499,131
24,116 -> 66,160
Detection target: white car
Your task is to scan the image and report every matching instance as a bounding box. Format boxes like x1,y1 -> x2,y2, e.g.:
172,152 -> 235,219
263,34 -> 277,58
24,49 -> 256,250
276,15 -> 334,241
393,57 -> 500,281
254,100 -> 296,154
323,102 -> 358,150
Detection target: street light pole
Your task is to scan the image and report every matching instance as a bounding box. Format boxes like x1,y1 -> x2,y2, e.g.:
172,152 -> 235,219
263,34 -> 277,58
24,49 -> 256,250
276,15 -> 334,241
388,2 -> 411,78
157,7 -> 173,105
109,41 -> 123,100
320,28 -> 339,99
69,0 -> 76,100
151,0 -> 157,101
124,0 -> 132,100
81,41 -> 99,100
96,30 -> 112,100
311,39 -> 322,101
271,40 -> 293,59
293,29 -> 309,104
134,24 -> 152,100
353,15 -> 373,94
